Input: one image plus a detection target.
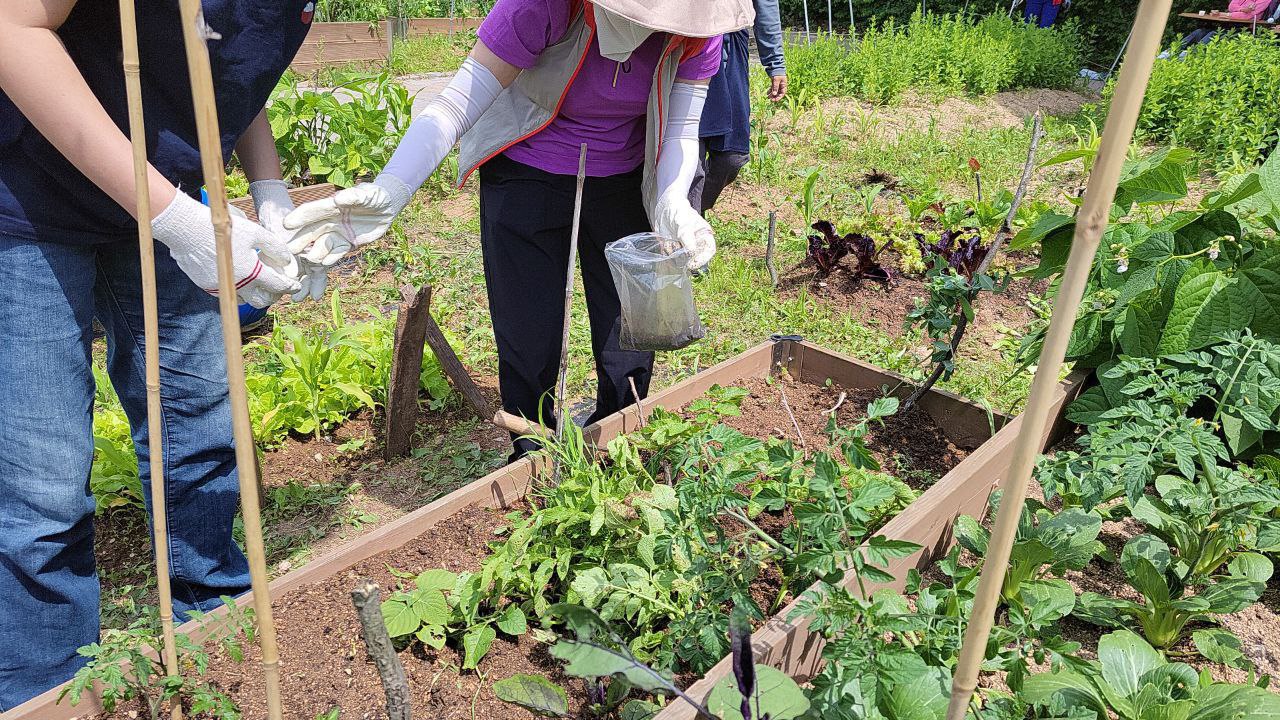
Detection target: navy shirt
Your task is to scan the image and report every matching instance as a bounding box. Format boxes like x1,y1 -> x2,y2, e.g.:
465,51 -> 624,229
0,0 -> 314,245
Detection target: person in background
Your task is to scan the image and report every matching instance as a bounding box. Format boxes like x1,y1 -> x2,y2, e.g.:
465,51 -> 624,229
283,0 -> 751,459
1024,0 -> 1065,27
0,0 -> 308,708
690,0 -> 787,215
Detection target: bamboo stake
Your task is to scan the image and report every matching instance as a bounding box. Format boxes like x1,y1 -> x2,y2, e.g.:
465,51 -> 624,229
554,144 -> 588,446
117,3 -> 182,718
173,3 -> 283,718
944,2 -> 1171,717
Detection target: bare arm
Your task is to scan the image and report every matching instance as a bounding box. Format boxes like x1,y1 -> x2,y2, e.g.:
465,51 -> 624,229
470,41 -> 521,88
234,109 -> 283,182
0,0 -> 177,220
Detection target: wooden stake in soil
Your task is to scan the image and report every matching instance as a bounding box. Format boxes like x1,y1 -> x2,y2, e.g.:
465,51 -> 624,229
765,210 -> 779,289
117,2 -> 182,717
174,2 -> 283,717
351,582 -> 412,720
386,284 -> 434,461
554,144 -> 588,446
901,112 -> 1044,413
944,3 -> 1171,717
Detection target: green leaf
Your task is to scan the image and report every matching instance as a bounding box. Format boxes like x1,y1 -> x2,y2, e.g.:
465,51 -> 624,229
1227,552 -> 1274,584
953,514 -> 989,556
462,625 -> 497,670
1098,630 -> 1164,700
1260,144 -> 1280,215
411,589 -> 450,627
1192,629 -> 1252,670
1119,303 -> 1162,358
571,568 -> 610,607
415,569 -> 458,591
415,624 -> 446,649
882,666 -> 950,720
706,665 -> 811,720
491,674 -> 569,717
497,605 -> 528,636
1023,669 -> 1108,717
549,638 -> 674,693
620,700 -> 662,720
1192,683 -> 1280,720
1012,212 -> 1073,250
1067,313 -> 1103,358
1158,264 -> 1252,354
1239,247 -> 1280,340
381,598 -> 419,638
1066,386 -> 1112,425
1020,579 -> 1077,623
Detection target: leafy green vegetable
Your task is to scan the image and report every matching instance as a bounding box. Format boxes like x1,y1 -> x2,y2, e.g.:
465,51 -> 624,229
491,675 -> 569,718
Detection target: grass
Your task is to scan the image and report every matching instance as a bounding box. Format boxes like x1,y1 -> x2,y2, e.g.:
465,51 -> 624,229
389,32 -> 473,75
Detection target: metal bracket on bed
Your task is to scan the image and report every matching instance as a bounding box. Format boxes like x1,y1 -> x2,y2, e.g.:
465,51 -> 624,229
769,334 -> 805,377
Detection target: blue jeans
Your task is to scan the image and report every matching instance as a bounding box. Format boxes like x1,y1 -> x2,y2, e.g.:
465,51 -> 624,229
1024,0 -> 1061,27
0,234 -> 250,710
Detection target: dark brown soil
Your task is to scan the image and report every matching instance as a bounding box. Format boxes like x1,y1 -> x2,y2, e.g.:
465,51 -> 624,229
777,262 -> 1047,368
718,374 -> 970,487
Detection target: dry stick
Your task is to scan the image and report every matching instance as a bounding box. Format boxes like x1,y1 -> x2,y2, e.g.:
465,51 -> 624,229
901,112 -> 1045,413
778,384 -> 807,453
823,390 -> 848,416
765,210 -> 779,288
943,3 -> 1171,717
628,376 -> 648,427
554,144 -> 588,448
174,2 -> 283,717
351,582 -> 412,720
117,3 -> 182,718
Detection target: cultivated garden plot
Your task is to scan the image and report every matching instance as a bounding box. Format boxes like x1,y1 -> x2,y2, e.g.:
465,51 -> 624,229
42,340 -> 1078,719
35,10 -> 1280,720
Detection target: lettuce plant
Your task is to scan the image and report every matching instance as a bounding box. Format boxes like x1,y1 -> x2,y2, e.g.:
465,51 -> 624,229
1024,629 -> 1280,720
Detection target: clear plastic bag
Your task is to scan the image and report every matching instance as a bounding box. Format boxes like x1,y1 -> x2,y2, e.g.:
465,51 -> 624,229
604,233 -> 706,352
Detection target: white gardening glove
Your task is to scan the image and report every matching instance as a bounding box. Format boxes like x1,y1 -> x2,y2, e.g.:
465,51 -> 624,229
250,179 -> 326,302
152,192 -> 300,308
282,174 -> 412,266
653,81 -> 715,270
654,191 -> 716,270
282,56 -> 505,300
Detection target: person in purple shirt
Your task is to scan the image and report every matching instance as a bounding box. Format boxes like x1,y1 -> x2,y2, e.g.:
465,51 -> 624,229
284,0 -> 753,458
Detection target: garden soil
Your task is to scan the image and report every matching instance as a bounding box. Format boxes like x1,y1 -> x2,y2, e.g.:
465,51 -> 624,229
719,374 -> 971,486
90,378 -> 972,719
777,262 -> 1047,370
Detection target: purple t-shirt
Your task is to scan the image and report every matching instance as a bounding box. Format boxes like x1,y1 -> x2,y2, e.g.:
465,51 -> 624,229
478,0 -> 723,177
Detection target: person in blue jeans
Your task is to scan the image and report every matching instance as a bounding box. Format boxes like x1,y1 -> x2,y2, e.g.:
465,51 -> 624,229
690,0 -> 788,214
0,0 -> 311,709
1024,0 -> 1065,28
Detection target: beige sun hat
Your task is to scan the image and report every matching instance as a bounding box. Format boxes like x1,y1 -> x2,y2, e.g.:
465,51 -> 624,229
592,0 -> 756,38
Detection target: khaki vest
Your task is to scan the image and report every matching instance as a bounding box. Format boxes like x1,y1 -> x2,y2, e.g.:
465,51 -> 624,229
457,1 -> 706,224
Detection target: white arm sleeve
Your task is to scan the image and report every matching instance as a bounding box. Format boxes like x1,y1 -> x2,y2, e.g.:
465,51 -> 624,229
654,81 -> 708,200
379,56 -> 505,192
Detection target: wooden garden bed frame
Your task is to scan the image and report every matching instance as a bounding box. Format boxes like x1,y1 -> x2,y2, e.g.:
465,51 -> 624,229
7,337 -> 1081,719
291,18 -> 484,74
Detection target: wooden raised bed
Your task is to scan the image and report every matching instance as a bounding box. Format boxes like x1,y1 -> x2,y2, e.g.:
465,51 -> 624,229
7,338 -> 1080,720
291,18 -> 484,74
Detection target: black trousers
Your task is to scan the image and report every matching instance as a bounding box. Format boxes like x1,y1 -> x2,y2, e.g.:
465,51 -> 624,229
688,140 -> 750,214
479,154 -> 654,455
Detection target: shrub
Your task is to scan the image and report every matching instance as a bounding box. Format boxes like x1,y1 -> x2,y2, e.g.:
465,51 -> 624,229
785,13 -> 1081,104
1117,33 -> 1280,168
268,71 -> 413,187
